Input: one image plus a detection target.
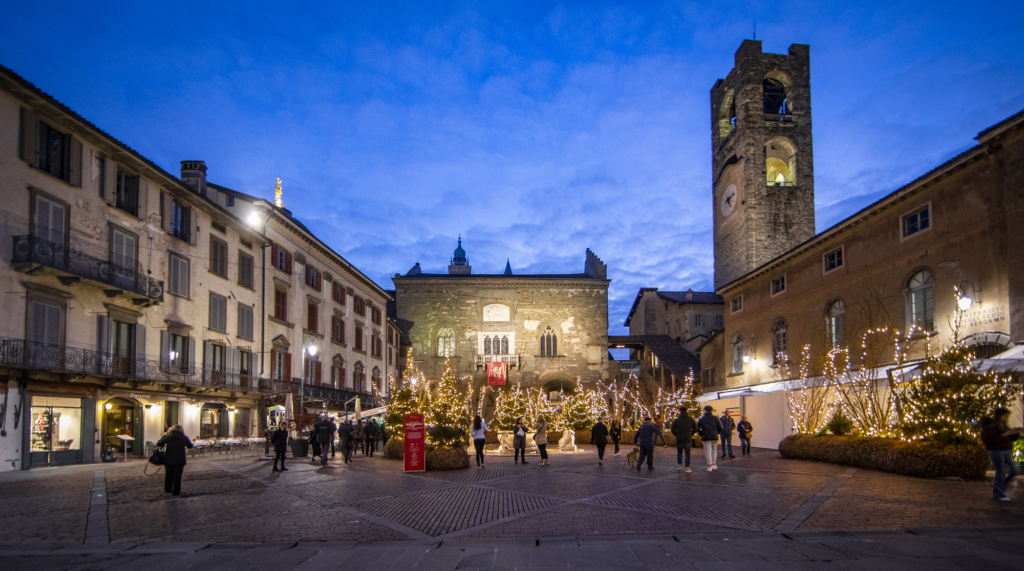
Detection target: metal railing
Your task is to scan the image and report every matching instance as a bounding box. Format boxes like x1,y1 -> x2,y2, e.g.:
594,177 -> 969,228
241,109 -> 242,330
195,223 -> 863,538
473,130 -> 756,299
0,337 -> 382,407
763,113 -> 794,123
474,355 -> 522,368
12,235 -> 164,302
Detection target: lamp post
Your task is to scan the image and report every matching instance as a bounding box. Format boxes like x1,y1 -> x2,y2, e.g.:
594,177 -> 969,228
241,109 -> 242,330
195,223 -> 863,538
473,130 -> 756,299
302,344 -> 317,410
248,203 -> 272,458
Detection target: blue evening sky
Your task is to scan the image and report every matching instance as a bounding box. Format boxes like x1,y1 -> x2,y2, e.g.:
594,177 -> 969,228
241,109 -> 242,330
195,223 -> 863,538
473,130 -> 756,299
3,1 -> 1022,336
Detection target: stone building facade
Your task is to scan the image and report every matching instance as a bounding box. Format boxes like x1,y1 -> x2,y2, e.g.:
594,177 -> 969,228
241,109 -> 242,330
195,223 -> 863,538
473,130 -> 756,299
699,40 -> 1024,449
624,288 -> 724,353
393,243 -> 610,398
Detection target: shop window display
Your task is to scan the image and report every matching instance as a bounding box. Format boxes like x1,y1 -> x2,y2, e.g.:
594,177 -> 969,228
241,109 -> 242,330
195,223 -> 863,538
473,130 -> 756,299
30,396 -> 82,467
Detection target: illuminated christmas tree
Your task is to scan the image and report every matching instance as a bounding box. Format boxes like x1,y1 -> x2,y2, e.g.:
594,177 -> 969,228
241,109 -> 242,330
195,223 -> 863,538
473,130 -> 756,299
493,382 -> 528,430
424,356 -> 469,447
561,379 -> 593,431
383,349 -> 422,444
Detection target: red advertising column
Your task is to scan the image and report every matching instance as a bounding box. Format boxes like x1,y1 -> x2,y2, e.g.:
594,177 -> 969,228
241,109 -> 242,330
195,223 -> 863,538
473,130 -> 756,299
404,413 -> 425,472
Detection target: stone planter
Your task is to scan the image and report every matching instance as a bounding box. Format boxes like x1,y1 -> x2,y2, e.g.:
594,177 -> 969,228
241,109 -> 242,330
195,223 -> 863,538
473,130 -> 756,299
559,429 -> 577,452
289,438 -> 309,458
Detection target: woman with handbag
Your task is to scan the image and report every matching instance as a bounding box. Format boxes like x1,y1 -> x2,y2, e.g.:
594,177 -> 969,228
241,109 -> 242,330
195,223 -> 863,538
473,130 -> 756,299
156,425 -> 193,496
534,415 -> 549,466
737,416 -> 753,457
513,417 -> 528,465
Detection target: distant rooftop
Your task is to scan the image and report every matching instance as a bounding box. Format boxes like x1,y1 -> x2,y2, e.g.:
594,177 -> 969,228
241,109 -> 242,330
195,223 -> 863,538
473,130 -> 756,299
624,288 -> 724,327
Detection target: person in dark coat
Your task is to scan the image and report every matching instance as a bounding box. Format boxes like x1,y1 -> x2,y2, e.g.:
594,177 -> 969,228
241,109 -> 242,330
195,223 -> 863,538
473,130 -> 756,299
338,419 -> 354,464
156,424 -> 193,496
982,408 -> 1020,501
270,422 -> 289,472
719,411 -> 737,460
365,419 -> 379,457
309,424 -> 321,461
609,420 -> 622,455
633,417 -> 663,471
737,416 -> 753,457
315,417 -> 337,466
671,407 -> 699,472
354,421 -> 365,455
591,417 -> 610,465
698,406 -> 723,472
512,417 -> 528,464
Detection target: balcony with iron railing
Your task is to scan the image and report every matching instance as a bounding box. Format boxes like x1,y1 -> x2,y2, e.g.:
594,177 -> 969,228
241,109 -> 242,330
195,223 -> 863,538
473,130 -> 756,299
474,354 -> 522,369
12,235 -> 164,304
0,336 -> 381,407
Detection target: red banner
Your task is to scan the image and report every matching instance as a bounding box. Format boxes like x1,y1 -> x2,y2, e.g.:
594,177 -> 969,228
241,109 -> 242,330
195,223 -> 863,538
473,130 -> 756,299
404,413 -> 425,472
487,362 -> 507,385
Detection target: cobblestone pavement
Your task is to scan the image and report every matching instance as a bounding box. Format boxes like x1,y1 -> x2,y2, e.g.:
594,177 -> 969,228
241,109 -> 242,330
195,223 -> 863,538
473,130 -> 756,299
0,445 -> 1022,569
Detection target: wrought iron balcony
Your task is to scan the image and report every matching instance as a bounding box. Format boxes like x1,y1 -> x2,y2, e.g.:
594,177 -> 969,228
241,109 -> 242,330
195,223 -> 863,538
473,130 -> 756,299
12,235 -> 164,304
474,354 -> 522,369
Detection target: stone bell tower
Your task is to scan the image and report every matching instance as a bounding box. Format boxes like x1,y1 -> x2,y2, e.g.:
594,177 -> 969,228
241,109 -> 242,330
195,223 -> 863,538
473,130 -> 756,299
710,40 -> 816,290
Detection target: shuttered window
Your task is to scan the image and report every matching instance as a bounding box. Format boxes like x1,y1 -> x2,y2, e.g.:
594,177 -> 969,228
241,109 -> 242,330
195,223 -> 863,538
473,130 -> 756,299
30,301 -> 61,346
274,288 -> 287,321
168,254 -> 189,297
238,252 -> 254,289
209,293 -> 227,333
111,229 -> 136,270
238,303 -> 254,340
33,194 -> 66,246
209,237 -> 228,278
114,170 -> 140,217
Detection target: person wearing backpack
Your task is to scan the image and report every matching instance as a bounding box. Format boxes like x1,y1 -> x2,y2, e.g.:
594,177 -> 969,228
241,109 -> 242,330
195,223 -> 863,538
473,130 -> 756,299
156,424 -> 193,496
671,407 -> 699,473
698,406 -> 724,472
270,422 -> 289,472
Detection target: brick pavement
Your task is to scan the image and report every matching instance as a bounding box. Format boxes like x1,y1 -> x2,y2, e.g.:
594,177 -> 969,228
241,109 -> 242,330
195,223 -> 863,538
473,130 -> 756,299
0,445 -> 1021,551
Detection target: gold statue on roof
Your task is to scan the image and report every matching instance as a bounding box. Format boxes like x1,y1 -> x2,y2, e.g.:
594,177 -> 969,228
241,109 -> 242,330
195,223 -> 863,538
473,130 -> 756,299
274,177 -> 283,208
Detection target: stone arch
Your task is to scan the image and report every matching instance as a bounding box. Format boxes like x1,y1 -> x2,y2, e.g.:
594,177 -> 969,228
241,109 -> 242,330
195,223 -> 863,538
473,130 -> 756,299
718,88 -> 737,140
541,377 -> 574,402
763,69 -> 793,114
765,137 -> 797,186
962,331 -> 1012,359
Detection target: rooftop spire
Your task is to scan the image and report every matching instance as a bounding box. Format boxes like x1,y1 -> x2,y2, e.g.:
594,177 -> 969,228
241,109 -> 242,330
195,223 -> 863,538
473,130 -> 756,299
273,178 -> 284,208
504,259 -> 512,275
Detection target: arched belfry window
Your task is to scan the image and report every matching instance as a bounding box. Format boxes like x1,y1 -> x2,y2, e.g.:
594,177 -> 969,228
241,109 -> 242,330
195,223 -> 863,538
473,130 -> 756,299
763,78 -> 788,115
540,326 -> 557,357
437,326 -> 455,357
772,319 -> 787,365
718,89 -> 737,140
906,270 -> 935,332
826,300 -> 846,350
732,335 -> 744,374
765,138 -> 797,186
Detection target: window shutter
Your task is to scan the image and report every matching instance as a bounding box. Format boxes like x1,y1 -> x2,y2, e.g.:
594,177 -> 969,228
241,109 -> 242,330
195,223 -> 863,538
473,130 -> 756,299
190,215 -> 198,246
285,252 -> 292,275
96,314 -> 110,354
315,361 -> 322,385
188,336 -> 197,372
284,352 -> 292,380
69,137 -> 83,187
159,330 -> 170,372
270,349 -> 278,379
230,347 -> 240,375
270,243 -> 278,267
135,323 -> 146,363
19,108 -> 38,166
331,365 -> 336,388
203,341 -> 213,372
160,192 -> 172,231
137,179 -> 148,220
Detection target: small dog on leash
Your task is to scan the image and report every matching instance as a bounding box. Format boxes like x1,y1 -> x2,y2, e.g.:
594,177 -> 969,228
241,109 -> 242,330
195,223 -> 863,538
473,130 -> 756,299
626,448 -> 639,468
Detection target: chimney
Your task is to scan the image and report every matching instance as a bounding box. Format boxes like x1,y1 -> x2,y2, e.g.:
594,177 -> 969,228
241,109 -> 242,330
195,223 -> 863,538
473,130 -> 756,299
180,161 -> 208,196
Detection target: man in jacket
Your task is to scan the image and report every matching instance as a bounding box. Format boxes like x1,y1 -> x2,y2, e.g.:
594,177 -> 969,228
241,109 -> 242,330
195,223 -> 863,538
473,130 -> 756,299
338,419 -> 355,464
671,407 -> 699,472
270,422 -> 289,472
698,406 -> 723,472
720,411 -> 737,460
737,416 -> 753,457
156,425 -> 194,496
982,408 -> 1020,501
591,417 -> 609,465
315,417 -> 337,466
365,419 -> 379,457
633,417 -> 663,471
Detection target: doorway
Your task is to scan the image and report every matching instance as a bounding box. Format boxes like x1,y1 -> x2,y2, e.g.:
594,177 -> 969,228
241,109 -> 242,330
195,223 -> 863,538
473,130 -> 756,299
102,397 -> 143,455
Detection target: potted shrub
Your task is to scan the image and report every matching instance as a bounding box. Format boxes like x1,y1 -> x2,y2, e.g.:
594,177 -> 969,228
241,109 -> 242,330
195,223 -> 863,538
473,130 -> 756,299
289,410 -> 317,457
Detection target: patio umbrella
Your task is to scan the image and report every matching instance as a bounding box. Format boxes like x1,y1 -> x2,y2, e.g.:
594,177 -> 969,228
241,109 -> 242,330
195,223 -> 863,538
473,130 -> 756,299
284,393 -> 294,427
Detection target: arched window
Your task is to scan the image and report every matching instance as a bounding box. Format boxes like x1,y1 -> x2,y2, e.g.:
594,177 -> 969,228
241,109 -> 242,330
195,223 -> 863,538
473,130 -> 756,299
718,89 -> 737,140
483,336 -> 492,355
371,366 -> 381,394
763,78 -> 788,114
772,319 -> 787,365
436,327 -> 455,357
906,270 -> 935,332
732,335 -> 744,374
826,300 -> 846,349
765,138 -> 796,186
540,326 -> 557,357
353,362 -> 364,392
500,335 -> 509,355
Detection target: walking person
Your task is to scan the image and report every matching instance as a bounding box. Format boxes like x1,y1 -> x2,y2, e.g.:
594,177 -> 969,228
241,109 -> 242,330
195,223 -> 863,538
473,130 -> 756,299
737,416 -> 753,457
591,416 -> 609,465
471,414 -> 488,468
513,417 -> 528,464
720,411 -> 736,459
982,407 -> 1020,501
698,406 -> 723,472
330,416 -> 337,457
156,424 -> 193,496
309,420 -> 322,463
534,415 -> 549,466
365,419 -> 379,458
610,420 -> 622,455
315,416 -> 337,466
354,420 -> 365,455
270,422 -> 289,472
633,417 -> 663,471
671,407 -> 699,472
338,419 -> 354,464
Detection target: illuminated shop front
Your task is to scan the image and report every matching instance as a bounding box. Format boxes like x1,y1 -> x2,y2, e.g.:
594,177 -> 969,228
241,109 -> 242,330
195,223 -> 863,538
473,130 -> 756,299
29,396 -> 85,467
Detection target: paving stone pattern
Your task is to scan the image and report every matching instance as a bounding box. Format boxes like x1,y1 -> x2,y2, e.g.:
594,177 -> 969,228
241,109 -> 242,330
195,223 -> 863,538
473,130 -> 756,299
0,446 -> 1021,550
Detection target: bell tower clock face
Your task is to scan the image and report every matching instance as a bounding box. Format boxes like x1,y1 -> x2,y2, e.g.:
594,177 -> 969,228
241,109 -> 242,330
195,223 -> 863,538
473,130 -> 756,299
720,184 -> 737,218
